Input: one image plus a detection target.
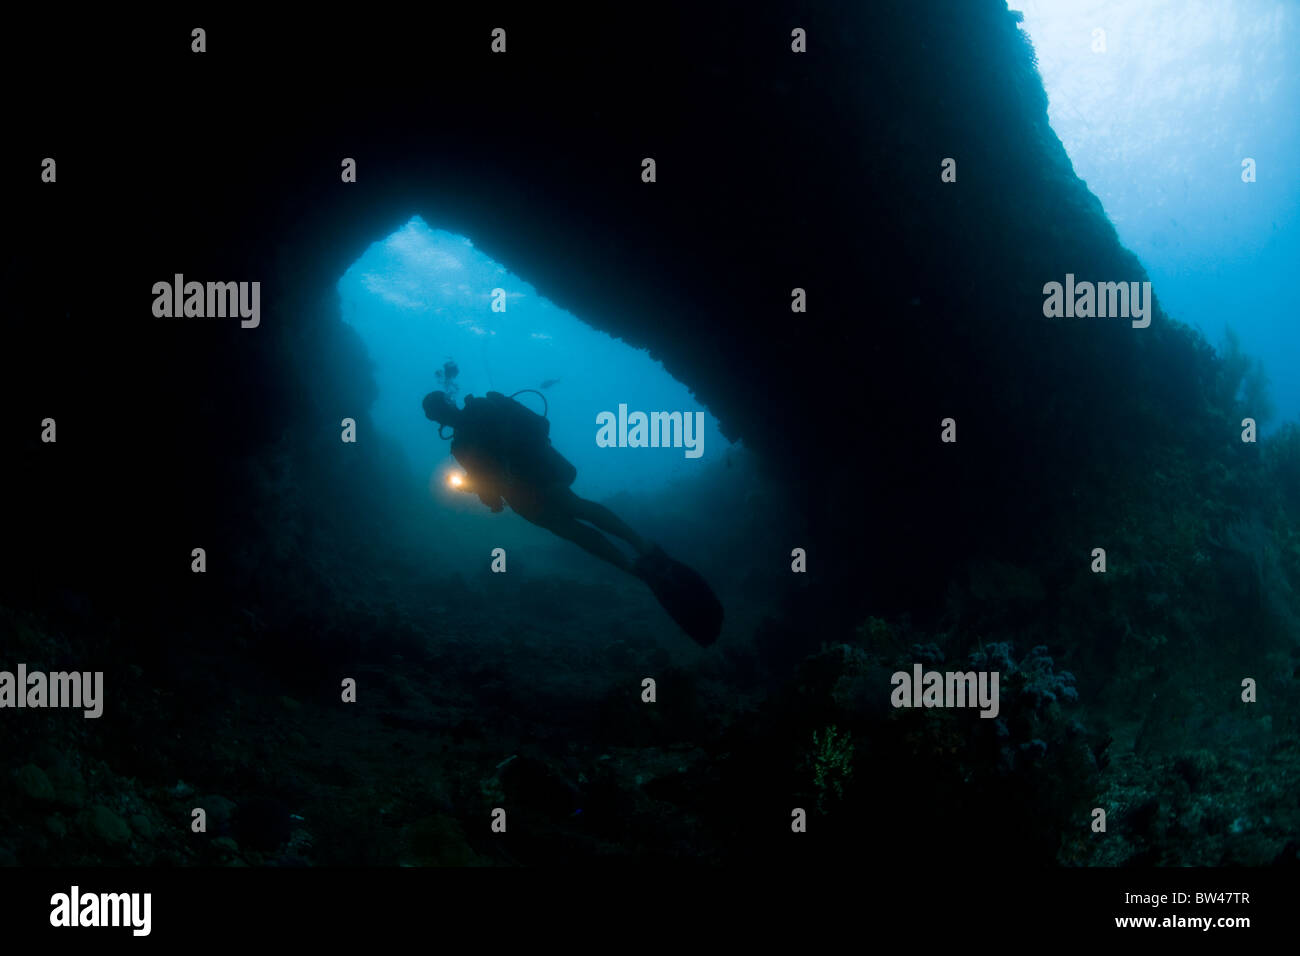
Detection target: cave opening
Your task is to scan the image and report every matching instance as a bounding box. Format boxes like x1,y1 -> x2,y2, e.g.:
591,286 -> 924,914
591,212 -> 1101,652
337,216 -> 732,501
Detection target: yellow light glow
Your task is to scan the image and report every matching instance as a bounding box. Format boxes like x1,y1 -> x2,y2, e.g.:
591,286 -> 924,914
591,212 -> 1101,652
447,471 -> 465,489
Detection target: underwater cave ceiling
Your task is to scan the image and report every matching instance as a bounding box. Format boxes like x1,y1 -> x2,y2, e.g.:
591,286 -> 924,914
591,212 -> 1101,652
16,3 -> 1204,609
266,5 -> 1147,457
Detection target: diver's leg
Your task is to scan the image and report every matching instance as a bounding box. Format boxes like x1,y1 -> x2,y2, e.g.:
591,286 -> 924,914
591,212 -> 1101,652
562,490 -> 651,555
529,512 -> 636,574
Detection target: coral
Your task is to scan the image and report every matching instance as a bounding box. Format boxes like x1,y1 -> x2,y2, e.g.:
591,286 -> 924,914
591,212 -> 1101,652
79,805 -> 131,847
809,725 -> 854,814
967,642 -> 1080,773
14,765 -> 55,803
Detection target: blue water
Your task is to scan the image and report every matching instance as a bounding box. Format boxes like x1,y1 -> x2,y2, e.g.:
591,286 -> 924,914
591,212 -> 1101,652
338,217 -> 731,500
1017,0 -> 1300,425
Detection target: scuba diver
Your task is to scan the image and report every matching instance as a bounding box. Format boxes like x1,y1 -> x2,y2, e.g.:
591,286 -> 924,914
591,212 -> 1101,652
423,387 -> 723,646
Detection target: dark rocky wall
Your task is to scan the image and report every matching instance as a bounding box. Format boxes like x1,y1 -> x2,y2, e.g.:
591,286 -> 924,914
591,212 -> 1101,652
5,4 -> 1224,624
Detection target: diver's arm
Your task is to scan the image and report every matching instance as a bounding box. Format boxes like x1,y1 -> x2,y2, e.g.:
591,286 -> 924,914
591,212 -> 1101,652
457,447 -> 506,512
476,483 -> 505,513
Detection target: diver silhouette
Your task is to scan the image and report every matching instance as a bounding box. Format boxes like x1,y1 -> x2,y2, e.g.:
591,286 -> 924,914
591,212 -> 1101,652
423,388 -> 723,645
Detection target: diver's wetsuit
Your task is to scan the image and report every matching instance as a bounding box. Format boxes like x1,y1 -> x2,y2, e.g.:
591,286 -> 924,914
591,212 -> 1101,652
431,388 -> 723,645
450,392 -> 648,572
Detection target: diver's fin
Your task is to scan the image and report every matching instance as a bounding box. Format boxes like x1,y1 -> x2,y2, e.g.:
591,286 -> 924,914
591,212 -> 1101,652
634,546 -> 724,646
